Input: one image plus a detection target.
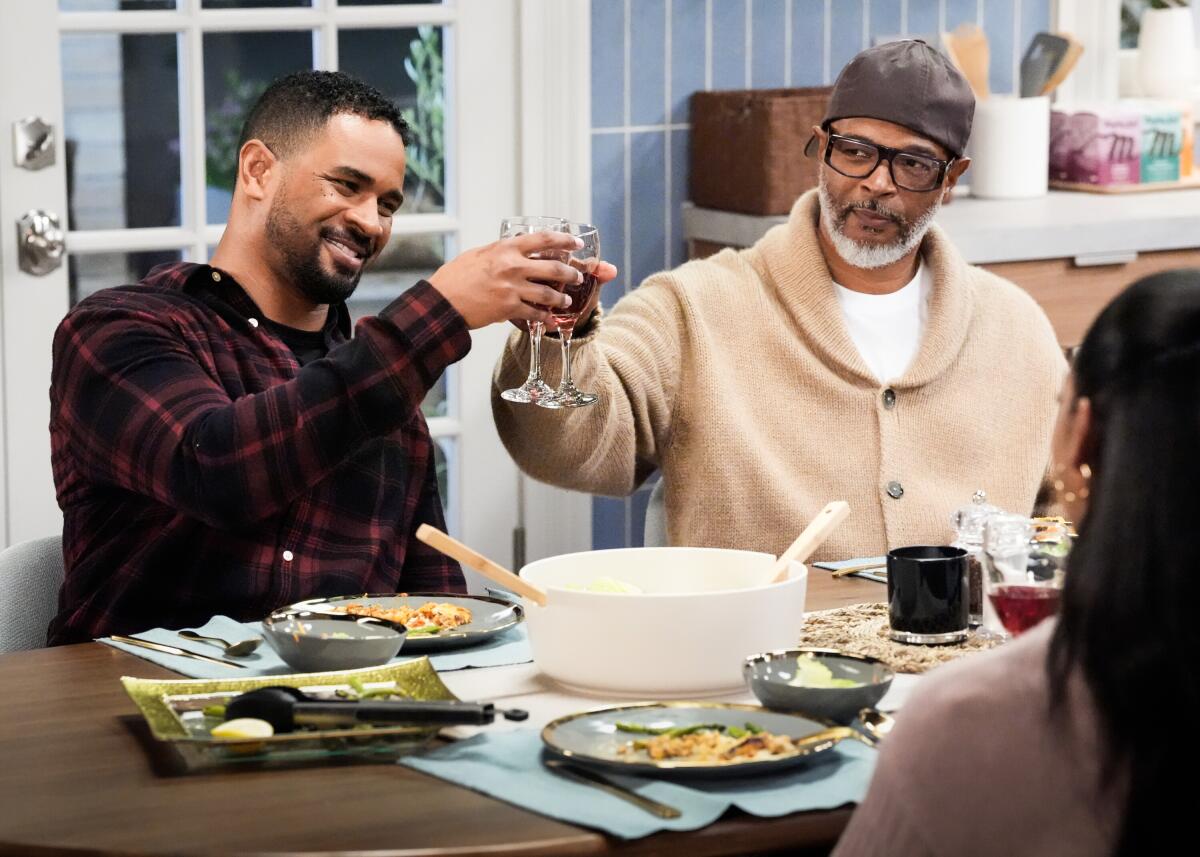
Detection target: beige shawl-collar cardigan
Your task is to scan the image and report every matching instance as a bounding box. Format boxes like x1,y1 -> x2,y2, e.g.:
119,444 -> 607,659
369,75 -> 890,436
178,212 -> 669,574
492,191 -> 1066,561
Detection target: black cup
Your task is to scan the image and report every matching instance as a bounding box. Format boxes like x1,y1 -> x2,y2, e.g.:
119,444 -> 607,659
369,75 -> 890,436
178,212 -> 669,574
886,546 -> 969,644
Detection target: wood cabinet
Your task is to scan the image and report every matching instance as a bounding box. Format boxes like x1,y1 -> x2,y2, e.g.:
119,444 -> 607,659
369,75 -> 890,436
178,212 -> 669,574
983,249 -> 1200,347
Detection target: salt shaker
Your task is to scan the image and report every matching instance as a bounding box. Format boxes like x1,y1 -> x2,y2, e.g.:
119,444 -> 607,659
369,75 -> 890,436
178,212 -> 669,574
951,490 -> 1001,628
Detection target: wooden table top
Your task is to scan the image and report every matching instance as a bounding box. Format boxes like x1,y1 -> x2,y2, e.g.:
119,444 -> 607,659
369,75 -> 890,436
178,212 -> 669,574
0,574 -> 883,857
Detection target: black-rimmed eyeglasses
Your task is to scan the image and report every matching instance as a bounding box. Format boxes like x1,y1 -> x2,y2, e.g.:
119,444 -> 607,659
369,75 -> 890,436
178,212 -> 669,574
823,133 -> 953,193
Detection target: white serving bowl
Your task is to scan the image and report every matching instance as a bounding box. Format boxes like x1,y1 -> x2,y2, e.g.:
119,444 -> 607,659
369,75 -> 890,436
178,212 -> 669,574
519,547 -> 808,697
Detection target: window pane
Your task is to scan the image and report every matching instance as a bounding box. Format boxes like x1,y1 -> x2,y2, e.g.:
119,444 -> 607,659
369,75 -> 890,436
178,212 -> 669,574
204,30 -> 314,224
69,250 -> 183,305
202,1 -> 312,8
60,1 -> 177,10
62,33 -> 182,230
346,233 -> 449,418
338,1 -> 442,5
1121,0 -> 1150,49
339,27 -> 446,213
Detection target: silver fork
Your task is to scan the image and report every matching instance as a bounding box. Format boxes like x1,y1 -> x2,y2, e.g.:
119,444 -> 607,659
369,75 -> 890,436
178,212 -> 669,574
543,759 -> 682,819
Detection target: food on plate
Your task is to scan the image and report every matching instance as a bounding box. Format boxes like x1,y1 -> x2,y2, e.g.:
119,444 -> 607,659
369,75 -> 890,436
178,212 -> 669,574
565,576 -> 644,594
614,721 -> 802,762
787,657 -> 863,689
211,717 -> 274,739
334,600 -> 472,634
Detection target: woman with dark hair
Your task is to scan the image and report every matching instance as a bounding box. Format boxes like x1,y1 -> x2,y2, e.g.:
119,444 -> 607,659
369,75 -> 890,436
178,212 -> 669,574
833,268 -> 1200,857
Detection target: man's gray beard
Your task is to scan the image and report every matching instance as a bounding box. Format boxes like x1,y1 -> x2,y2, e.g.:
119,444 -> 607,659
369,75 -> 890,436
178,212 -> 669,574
817,175 -> 940,271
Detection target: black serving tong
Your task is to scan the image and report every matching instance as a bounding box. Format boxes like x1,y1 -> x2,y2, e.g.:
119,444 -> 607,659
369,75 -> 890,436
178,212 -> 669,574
224,686 -> 529,733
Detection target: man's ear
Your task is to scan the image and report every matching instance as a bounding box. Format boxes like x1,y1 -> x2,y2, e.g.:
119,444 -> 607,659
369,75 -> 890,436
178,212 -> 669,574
942,156 -> 971,203
237,139 -> 278,201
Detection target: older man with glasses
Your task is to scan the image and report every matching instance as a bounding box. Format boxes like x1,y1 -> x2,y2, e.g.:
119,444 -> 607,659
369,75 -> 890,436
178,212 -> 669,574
492,40 -> 1065,560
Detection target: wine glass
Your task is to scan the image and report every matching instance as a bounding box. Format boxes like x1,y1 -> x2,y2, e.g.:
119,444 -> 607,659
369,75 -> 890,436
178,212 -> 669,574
537,222 -> 600,409
498,215 -> 567,404
982,515 -> 1068,637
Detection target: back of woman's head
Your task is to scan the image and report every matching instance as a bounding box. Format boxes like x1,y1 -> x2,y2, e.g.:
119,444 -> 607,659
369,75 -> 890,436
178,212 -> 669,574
1050,268 -> 1200,856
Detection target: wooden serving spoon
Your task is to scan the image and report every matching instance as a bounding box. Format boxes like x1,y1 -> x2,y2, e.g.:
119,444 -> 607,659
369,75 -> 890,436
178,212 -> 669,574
942,24 -> 990,101
416,524 -> 548,607
770,501 -> 851,583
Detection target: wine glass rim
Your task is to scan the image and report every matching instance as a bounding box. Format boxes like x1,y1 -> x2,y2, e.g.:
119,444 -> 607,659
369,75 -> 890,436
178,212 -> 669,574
500,215 -> 568,226
564,222 -> 599,237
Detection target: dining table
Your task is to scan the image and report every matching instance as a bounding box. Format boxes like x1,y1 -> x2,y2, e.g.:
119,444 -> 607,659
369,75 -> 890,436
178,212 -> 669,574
0,573 -> 888,857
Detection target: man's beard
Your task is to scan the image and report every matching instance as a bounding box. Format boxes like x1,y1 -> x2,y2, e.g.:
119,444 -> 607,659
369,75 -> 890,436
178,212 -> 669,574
817,174 -> 940,270
265,194 -> 367,305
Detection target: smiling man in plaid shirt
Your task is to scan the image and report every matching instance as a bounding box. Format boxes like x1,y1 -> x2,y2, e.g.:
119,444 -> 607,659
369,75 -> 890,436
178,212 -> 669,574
47,71 -> 588,645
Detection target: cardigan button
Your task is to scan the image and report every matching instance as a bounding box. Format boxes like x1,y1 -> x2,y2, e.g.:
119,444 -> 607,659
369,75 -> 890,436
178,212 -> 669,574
886,481 -> 904,499
882,388 -> 896,409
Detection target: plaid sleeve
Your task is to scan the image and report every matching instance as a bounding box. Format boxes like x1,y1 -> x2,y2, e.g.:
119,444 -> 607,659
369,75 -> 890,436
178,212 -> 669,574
399,436 -> 467,593
51,281 -> 470,529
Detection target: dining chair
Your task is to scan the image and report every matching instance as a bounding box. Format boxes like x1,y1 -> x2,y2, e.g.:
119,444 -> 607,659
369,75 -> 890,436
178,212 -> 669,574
0,534 -> 64,652
643,478 -> 667,547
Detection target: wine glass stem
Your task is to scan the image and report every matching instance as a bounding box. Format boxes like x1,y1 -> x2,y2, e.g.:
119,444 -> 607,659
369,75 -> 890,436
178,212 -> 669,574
559,328 -> 575,388
526,321 -> 545,383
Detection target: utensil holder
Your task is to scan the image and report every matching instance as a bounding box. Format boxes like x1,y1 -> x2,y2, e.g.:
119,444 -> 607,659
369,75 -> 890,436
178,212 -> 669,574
970,95 -> 1050,199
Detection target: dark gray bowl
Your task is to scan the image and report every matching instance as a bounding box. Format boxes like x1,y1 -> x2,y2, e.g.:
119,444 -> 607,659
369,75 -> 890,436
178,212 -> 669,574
262,615 -> 406,673
743,648 -> 893,724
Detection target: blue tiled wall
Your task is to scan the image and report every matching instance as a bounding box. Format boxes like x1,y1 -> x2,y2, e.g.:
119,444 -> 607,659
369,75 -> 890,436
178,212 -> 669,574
589,0 -> 1050,549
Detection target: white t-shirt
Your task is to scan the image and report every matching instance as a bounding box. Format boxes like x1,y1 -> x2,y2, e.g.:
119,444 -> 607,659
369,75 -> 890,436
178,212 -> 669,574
833,262 -> 931,383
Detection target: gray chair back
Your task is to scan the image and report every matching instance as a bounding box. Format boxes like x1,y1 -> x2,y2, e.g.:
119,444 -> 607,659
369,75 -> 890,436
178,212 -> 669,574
643,478 -> 667,547
0,535 -> 64,652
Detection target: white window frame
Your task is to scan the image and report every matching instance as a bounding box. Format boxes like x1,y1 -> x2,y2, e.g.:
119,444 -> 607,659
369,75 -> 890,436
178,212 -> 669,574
512,0 -> 594,563
35,0 -> 531,568
58,1 -> 470,522
1052,0 -> 1124,102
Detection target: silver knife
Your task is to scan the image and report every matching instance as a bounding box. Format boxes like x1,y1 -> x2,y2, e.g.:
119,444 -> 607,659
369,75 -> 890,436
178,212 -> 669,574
110,634 -> 247,669
543,759 -> 682,819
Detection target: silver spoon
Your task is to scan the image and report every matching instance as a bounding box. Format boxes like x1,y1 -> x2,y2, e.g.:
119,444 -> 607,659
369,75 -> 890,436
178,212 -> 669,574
177,629 -> 262,657
857,708 -> 896,744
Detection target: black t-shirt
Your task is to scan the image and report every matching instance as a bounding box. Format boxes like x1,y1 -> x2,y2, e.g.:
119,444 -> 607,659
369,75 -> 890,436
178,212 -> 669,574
264,318 -> 330,366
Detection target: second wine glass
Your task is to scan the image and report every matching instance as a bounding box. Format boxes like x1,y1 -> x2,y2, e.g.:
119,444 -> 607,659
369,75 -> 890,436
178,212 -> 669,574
982,514 -> 1068,637
538,222 -> 600,409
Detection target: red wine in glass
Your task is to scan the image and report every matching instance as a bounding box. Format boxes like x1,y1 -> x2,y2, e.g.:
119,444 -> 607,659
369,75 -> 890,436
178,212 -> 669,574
550,273 -> 599,332
988,584 -> 1061,635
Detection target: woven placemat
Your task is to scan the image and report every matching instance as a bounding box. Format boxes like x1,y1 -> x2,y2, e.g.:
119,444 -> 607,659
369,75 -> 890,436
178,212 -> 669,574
798,602 -> 1001,674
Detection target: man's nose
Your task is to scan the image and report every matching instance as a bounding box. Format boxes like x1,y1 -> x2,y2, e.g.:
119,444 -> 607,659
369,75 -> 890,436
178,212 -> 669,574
345,199 -> 385,241
860,158 -> 898,194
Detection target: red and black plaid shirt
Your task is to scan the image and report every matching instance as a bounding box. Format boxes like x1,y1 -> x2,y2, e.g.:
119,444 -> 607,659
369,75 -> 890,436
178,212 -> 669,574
48,262 -> 469,645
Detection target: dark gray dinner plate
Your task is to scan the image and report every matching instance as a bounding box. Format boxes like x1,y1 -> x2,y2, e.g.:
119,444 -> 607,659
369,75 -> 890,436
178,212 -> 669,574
541,702 -> 840,780
277,592 -> 523,652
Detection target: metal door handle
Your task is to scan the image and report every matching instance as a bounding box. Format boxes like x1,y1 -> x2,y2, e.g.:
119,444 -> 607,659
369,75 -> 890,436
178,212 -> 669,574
17,209 -> 65,276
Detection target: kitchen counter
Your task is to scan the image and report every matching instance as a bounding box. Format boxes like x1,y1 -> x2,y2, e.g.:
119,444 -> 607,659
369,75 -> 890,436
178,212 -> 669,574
682,187 -> 1200,266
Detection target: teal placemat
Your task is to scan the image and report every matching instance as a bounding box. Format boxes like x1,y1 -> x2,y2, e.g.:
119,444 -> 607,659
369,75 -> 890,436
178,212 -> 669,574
100,614 -> 531,678
401,729 -> 876,839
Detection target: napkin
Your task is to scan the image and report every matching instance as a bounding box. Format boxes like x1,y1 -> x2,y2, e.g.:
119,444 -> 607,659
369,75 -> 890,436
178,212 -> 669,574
99,614 -> 532,679
401,729 -> 876,839
812,556 -> 888,584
